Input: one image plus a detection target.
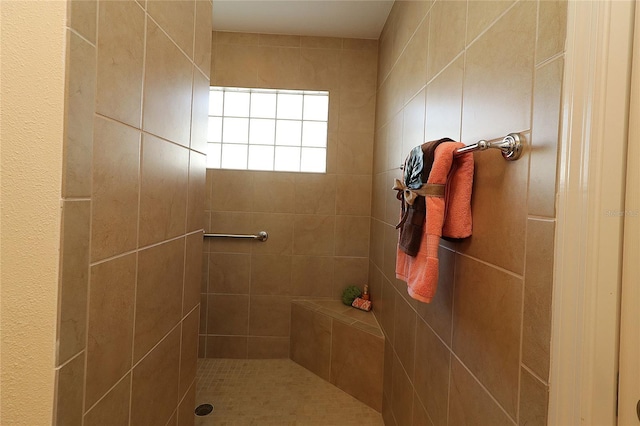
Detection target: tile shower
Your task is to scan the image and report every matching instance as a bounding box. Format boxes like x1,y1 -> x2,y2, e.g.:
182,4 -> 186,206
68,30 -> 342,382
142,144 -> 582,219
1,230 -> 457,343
50,0 -> 567,424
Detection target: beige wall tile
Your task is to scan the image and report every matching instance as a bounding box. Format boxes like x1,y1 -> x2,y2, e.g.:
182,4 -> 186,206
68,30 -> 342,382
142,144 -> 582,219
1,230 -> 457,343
54,354 -> 84,426
448,358 -> 513,426
339,90 -> 377,133
461,0 -> 536,143
252,173 -> 296,213
330,321 -> 384,411
466,0 -> 516,45
207,293 -> 249,335
333,257 -> 369,299
68,0 -> 97,43
250,254 -> 292,295
213,43 -> 260,87
184,233 -> 203,313
299,48 -> 341,90
248,296 -> 292,337
343,38 -> 378,51
523,219 -> 555,381
135,238 -> 185,361
414,245 -> 455,345
386,111 -> 404,173
453,255 -> 522,418
519,368 -> 549,425
427,0 -> 466,80
424,56 -> 463,142
401,18 -> 429,104
250,213 -> 294,255
210,170 -> 254,212
191,70 -> 210,154
291,256 -> 334,297
143,20 -> 193,146
147,0 -> 195,58
247,337 -> 290,359
139,134 -> 189,247
340,48 -> 378,93
393,1 -> 430,60
96,0 -> 145,128
529,57 -> 563,218
379,278 -> 397,343
293,174 -> 335,215
57,201 -> 90,364
336,175 -> 372,216
336,131 -> 375,175
208,253 -> 250,293
301,36 -> 343,49
199,294 -> 207,334
260,34 -> 300,47
293,215 -> 335,256
187,152 -> 207,232
179,307 -> 199,396
412,393 -> 433,426
178,381 -> 196,426
194,0 -> 212,77
391,353 -> 413,426
257,46 -> 301,89
85,254 -> 136,408
289,304 -> 332,381
392,297 -> 417,379
402,89 -> 426,156
335,216 -> 370,256
382,223 -> 399,282
83,375 -> 130,426
414,317 -> 450,425
371,174 -> 386,221
205,335 -> 248,358
131,328 -> 181,426
216,31 -> 260,45
537,0 -> 567,64
91,117 -> 140,262
63,32 -> 95,198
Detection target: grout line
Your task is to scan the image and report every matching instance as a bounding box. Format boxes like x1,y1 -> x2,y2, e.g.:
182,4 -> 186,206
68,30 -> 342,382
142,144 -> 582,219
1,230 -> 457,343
454,251 -> 525,280
464,0 -> 520,51
83,368 -> 131,417
536,51 -> 565,70
55,349 -> 85,371
521,363 -> 548,386
67,27 -> 96,48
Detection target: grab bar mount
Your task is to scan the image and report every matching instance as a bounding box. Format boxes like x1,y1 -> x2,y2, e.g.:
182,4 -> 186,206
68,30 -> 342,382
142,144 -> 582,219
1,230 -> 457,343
203,231 -> 269,242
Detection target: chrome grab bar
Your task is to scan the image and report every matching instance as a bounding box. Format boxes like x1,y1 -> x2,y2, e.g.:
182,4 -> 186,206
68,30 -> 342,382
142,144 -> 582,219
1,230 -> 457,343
203,231 -> 269,242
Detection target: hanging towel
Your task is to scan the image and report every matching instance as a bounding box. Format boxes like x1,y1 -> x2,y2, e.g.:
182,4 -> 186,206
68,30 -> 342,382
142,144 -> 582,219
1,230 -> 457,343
395,141 -> 474,303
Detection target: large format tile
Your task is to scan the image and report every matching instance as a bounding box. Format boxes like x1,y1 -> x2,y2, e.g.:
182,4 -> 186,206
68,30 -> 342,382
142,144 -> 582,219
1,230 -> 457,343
54,354 -> 84,426
522,219 -> 555,381
519,367 -> 549,426
84,375 -> 130,426
466,0 -> 516,45
537,0 -> 567,64
448,358 -> 513,426
96,0 -> 144,127
206,294 -> 249,335
187,151 -> 206,232
392,297 -> 416,379
183,232 -> 203,314
180,308 -> 199,397
134,238 -> 185,361
529,57 -> 563,218
413,318 -> 450,426
336,174 -> 372,216
391,352 -> 413,426
191,70 -> 209,154
452,255 -> 522,418
147,0 -> 195,58
427,0 -> 466,80
85,254 -> 136,408
57,200 -> 90,364
299,47 -> 341,91
335,216 -> 370,257
248,296 -> 292,337
330,320 -> 384,411
249,254 -> 292,295
193,0 -> 212,76
131,328 -> 181,426
91,117 -> 140,262
139,134 -> 189,247
143,19 -> 193,146
290,303 -> 332,381
63,31 -> 95,198
208,253 -> 250,294
68,0 -> 96,43
424,56 -> 463,142
293,215 -> 335,256
291,256 -> 334,297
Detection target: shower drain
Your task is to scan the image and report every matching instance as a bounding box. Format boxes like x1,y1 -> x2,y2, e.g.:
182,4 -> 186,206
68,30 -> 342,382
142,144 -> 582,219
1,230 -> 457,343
195,403 -> 214,416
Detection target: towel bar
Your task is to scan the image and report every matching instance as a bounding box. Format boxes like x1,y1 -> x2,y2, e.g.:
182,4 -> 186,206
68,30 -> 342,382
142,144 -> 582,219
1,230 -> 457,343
203,231 -> 268,242
400,132 -> 525,170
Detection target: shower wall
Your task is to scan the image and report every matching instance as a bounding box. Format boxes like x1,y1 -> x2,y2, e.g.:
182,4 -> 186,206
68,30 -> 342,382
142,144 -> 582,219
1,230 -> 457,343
201,32 -> 378,358
53,1 -> 211,425
370,1 -> 566,425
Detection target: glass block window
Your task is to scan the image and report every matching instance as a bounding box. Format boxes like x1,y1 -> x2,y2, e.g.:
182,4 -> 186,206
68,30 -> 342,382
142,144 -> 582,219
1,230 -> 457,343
207,87 -> 329,173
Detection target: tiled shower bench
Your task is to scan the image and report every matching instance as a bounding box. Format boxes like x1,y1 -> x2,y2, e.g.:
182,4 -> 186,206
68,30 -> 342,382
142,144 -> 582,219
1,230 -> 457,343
289,299 -> 384,412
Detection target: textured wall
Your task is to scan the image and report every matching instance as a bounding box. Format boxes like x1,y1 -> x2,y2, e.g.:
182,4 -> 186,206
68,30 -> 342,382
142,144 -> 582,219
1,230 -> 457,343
0,2 -> 66,425
52,1 -> 212,425
201,32 -> 378,358
370,1 -> 566,425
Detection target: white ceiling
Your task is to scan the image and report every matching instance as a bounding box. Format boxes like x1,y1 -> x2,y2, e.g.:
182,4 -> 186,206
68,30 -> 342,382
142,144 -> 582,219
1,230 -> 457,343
212,1 -> 394,40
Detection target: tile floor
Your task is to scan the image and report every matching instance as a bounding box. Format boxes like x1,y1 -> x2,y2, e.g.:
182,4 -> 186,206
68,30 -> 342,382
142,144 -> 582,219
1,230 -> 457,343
195,358 -> 384,425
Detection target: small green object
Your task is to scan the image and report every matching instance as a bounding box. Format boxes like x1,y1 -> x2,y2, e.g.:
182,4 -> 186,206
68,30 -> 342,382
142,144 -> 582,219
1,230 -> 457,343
342,285 -> 362,306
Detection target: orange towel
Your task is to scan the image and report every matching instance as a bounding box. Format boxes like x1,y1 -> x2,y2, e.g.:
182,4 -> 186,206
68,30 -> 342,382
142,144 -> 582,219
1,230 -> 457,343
395,142 -> 474,303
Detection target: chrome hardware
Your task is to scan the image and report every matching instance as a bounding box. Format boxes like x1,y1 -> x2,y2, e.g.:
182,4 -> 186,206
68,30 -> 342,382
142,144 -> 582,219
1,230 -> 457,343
203,231 -> 268,242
